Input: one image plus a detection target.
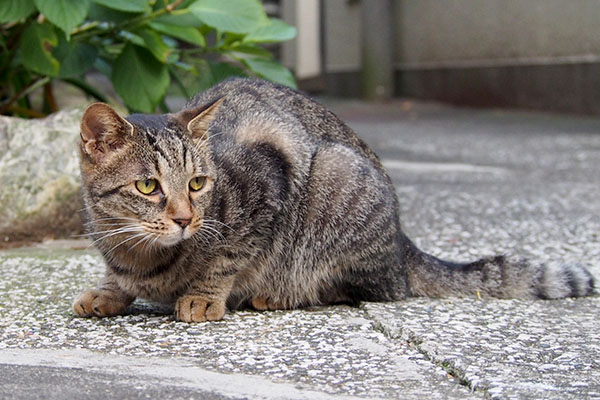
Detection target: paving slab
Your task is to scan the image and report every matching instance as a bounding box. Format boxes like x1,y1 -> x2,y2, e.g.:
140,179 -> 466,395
1,101 -> 600,399
0,252 -> 475,399
364,298 -> 600,399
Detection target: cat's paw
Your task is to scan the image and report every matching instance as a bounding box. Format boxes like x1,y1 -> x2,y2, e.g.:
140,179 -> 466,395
174,295 -> 226,322
251,296 -> 287,311
73,289 -> 129,318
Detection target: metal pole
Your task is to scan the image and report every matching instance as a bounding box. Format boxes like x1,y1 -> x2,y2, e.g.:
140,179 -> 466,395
360,0 -> 394,100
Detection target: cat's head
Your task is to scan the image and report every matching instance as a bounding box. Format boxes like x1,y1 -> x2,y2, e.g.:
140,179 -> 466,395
79,98 -> 223,249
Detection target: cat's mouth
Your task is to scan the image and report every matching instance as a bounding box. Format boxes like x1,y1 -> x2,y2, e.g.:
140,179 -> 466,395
154,224 -> 196,247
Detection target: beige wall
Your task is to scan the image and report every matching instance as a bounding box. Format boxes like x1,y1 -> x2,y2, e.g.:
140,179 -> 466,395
315,0 -> 600,72
395,0 -> 600,69
281,0 -> 322,79
322,0 -> 361,73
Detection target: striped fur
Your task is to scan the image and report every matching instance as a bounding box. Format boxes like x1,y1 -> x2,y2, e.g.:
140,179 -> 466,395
73,78 -> 596,322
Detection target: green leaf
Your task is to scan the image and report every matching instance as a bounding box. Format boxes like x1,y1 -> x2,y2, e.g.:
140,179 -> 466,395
208,61 -> 247,84
189,0 -> 268,34
136,28 -> 171,63
87,3 -> 142,23
242,58 -> 296,89
21,22 -> 60,76
112,43 -> 169,112
61,77 -> 109,102
229,44 -> 273,59
91,0 -> 150,13
33,0 -> 91,37
244,18 -> 296,43
54,36 -> 98,77
119,31 -> 145,47
171,59 -> 246,95
0,0 -> 36,23
149,22 -> 206,47
93,57 -> 111,76
154,10 -> 204,27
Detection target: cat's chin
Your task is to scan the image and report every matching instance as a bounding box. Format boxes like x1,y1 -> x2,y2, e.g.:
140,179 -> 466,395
154,229 -> 195,247
155,235 -> 184,247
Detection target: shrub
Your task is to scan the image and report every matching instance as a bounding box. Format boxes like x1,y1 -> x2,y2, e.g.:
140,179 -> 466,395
0,0 -> 296,116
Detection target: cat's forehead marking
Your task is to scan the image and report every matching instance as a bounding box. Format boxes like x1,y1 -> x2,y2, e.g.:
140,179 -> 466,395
140,129 -> 199,185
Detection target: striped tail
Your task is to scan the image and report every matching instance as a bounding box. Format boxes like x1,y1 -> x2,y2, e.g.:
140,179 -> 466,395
405,248 -> 596,299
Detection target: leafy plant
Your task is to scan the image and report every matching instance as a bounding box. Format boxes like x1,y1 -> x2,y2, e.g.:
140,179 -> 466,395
0,0 -> 296,116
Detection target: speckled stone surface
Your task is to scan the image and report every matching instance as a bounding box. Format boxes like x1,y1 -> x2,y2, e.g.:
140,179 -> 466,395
347,104 -> 600,399
0,252 -> 474,399
1,102 -> 599,399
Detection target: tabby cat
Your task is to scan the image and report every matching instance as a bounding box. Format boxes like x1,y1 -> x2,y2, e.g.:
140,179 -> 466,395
73,78 -> 595,322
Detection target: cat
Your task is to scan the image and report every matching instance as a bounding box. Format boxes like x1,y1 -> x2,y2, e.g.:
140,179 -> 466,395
73,78 -> 596,322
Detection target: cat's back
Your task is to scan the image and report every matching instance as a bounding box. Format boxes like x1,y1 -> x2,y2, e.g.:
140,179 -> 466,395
186,78 -> 381,166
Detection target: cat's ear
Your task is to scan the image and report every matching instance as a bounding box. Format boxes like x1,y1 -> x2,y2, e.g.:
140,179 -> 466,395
80,103 -> 134,161
175,97 -> 224,141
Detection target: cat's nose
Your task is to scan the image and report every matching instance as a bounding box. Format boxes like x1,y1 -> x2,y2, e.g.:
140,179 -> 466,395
172,218 -> 192,228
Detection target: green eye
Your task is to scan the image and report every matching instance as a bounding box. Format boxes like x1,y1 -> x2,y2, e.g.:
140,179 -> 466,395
189,176 -> 206,191
136,179 -> 158,195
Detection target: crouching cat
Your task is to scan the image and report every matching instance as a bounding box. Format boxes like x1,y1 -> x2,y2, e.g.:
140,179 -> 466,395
73,78 -> 596,322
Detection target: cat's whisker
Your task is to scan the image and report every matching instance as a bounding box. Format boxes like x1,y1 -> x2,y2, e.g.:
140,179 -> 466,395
204,227 -> 226,244
88,225 -> 140,235
149,233 -> 163,250
104,232 -> 150,258
198,225 -> 224,243
90,225 -> 140,237
143,234 -> 161,254
130,232 -> 157,254
88,217 -> 139,224
193,230 -> 212,247
72,232 -> 92,238
195,234 -> 210,246
90,223 -> 140,230
204,221 -> 227,237
203,218 -> 235,232
89,226 -> 143,247
85,219 -> 140,231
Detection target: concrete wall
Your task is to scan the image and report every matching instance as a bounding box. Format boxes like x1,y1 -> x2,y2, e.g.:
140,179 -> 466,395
316,0 -> 600,114
323,0 -> 361,73
395,0 -> 600,68
281,0 -> 322,80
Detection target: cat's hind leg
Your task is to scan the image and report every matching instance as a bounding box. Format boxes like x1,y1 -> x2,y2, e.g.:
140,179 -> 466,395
250,296 -> 287,311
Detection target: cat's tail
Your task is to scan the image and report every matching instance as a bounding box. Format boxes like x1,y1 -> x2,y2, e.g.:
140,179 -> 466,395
404,245 -> 596,299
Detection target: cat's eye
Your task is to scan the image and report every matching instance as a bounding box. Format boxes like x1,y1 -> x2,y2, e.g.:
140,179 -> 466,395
189,176 -> 206,192
136,179 -> 158,195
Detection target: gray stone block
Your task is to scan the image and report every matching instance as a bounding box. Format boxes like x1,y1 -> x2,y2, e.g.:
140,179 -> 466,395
0,109 -> 84,245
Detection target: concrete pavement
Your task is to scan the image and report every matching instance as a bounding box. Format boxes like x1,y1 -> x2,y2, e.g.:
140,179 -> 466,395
1,100 -> 599,399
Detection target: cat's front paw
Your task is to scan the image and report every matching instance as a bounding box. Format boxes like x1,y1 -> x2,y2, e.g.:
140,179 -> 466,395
174,295 -> 226,322
73,289 -> 129,318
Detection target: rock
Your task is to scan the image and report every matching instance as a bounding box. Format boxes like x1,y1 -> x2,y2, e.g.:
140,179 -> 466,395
0,109 -> 85,246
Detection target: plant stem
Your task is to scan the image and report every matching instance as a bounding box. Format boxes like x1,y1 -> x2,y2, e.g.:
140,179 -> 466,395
0,20 -> 32,77
72,1 -> 187,42
7,105 -> 46,118
61,77 -> 109,103
168,67 -> 190,98
43,81 -> 58,113
166,0 -> 183,12
0,76 -> 50,116
71,21 -> 100,36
